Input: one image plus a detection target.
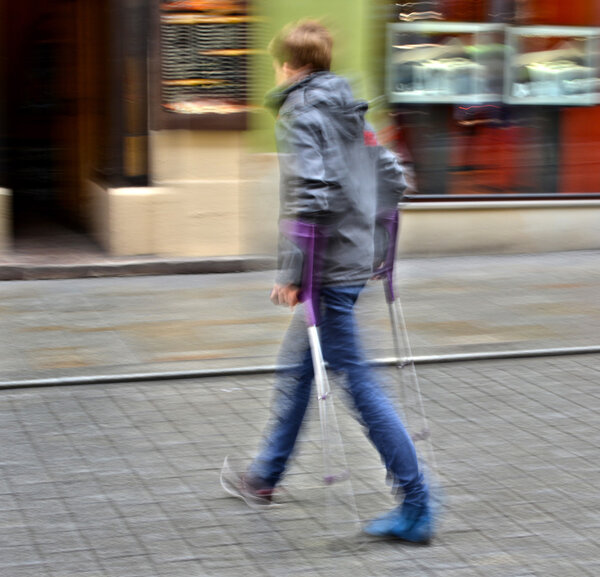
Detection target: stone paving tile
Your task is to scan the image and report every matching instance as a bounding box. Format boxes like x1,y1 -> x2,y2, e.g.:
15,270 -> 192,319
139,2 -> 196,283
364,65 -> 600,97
1,356 -> 599,575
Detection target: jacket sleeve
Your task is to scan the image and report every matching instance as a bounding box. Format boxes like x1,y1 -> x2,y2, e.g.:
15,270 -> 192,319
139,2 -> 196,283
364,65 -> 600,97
372,138 -> 408,270
275,233 -> 305,287
277,109 -> 340,221
376,142 -> 407,210
275,109 -> 337,287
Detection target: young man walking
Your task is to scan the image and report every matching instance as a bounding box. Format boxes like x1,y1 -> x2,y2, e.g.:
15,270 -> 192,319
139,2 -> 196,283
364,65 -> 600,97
222,20 -> 436,544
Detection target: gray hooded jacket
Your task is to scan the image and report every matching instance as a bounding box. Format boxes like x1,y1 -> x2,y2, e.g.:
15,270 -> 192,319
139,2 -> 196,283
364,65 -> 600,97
266,71 -> 407,287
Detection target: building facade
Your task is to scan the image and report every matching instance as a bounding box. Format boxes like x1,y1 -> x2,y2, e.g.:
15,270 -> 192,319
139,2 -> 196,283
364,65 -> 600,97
1,0 -> 600,257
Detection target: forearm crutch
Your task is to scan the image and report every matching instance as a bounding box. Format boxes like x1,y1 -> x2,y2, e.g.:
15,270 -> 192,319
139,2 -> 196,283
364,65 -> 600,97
376,209 -> 437,472
279,220 -> 351,487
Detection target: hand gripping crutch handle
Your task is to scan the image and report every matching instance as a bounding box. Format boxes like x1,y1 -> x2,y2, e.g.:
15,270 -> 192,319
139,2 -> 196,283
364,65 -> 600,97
278,218 -> 328,399
279,219 -> 325,327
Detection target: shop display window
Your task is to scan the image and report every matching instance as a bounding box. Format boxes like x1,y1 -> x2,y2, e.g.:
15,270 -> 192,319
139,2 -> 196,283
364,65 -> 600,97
386,22 -> 505,104
504,26 -> 600,106
385,20 -> 600,197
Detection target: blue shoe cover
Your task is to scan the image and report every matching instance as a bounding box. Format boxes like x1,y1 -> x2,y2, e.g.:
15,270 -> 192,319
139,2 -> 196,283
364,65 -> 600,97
364,502 -> 434,544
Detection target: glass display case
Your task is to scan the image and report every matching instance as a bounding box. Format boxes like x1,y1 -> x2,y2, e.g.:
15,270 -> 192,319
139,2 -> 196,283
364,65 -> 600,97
386,22 -> 505,104
504,25 -> 600,105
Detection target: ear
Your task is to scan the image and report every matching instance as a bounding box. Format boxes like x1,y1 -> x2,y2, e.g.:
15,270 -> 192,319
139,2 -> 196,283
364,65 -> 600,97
282,62 -> 294,77
282,62 -> 311,82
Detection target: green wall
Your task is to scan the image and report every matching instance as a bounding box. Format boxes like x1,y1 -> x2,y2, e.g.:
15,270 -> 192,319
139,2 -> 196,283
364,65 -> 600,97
248,0 -> 384,150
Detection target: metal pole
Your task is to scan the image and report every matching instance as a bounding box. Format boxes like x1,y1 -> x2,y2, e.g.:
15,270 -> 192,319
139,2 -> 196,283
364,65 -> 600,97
2,345 -> 600,390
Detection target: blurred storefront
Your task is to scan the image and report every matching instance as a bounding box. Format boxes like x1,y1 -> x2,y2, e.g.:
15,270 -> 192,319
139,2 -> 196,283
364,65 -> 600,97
385,2 -> 600,197
381,1 -> 600,254
1,1 -> 600,257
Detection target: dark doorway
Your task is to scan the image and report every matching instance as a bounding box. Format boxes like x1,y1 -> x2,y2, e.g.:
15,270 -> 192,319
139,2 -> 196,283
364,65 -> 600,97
0,0 -> 110,251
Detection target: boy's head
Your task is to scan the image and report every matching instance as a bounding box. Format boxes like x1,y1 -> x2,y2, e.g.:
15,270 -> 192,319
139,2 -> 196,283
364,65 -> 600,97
269,20 -> 333,75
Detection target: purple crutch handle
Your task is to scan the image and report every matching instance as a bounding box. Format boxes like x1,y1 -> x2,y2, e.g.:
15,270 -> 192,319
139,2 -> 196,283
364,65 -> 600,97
376,208 -> 400,304
279,219 -> 326,327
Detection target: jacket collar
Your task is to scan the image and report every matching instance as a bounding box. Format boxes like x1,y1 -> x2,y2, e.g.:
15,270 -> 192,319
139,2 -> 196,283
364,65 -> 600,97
264,71 -> 329,115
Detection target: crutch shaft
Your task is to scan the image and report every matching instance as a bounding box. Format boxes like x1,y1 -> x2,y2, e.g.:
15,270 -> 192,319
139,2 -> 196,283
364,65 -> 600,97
308,325 -> 333,480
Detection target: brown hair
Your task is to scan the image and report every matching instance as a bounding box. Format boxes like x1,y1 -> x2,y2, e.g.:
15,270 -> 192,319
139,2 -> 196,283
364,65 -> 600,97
269,20 -> 333,72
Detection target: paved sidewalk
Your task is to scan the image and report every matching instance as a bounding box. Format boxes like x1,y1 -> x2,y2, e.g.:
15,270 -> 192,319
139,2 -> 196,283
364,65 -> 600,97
1,355 -> 599,576
1,250 -> 600,575
1,250 -> 600,385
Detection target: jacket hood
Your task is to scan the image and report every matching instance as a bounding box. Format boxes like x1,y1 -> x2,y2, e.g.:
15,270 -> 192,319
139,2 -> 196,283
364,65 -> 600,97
265,71 -> 368,140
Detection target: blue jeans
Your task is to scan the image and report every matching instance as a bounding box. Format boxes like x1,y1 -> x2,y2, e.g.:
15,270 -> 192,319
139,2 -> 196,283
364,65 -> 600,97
250,285 -> 428,507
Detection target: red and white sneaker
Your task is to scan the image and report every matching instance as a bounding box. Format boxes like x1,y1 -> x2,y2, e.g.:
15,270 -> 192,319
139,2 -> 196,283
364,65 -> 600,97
220,456 -> 277,508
